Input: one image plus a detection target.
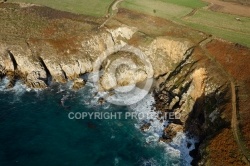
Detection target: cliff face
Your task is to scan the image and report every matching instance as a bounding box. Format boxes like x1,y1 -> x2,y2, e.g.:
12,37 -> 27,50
0,3 -> 239,165
0,22 -> 194,91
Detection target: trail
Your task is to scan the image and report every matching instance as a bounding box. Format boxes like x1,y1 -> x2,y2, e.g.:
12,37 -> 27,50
199,38 -> 250,165
99,0 -> 124,28
183,8 -> 198,19
231,82 -> 250,165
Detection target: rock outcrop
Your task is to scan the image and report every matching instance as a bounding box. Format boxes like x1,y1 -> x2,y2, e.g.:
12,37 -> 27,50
0,21 -> 196,92
0,24 -> 138,89
0,12 -> 226,142
162,123 -> 184,142
154,61 -> 229,149
0,4 -> 233,165
72,78 -> 85,90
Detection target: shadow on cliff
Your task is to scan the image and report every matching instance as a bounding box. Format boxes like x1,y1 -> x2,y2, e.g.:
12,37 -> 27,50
184,86 -> 231,165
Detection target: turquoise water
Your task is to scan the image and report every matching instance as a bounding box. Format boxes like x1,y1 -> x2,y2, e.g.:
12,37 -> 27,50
0,81 -> 194,166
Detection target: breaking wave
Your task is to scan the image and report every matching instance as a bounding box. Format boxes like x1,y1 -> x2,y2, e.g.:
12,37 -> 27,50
0,77 -> 197,165
130,93 -> 197,166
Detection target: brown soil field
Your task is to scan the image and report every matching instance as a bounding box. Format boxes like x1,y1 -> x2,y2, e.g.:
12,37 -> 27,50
205,39 -> 250,151
203,0 -> 250,17
191,46 -> 247,165
208,128 -> 246,165
205,40 -> 250,81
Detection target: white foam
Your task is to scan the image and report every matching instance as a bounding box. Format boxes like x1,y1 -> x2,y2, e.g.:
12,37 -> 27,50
76,82 -> 111,110
0,77 -> 9,90
0,79 -> 31,102
11,81 -> 30,102
0,78 -> 29,93
0,78 -> 45,93
170,132 -> 197,165
130,94 -> 166,137
130,93 -> 197,165
29,76 -> 196,165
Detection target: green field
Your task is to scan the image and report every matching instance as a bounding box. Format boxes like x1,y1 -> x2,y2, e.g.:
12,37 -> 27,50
6,0 -> 250,47
183,9 -> 250,47
186,10 -> 250,34
184,21 -> 250,47
121,0 -> 192,20
160,0 -> 207,8
120,0 -> 250,47
8,0 -> 113,17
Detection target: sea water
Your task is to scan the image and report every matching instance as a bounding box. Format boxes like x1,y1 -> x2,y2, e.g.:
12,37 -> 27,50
0,79 -> 196,166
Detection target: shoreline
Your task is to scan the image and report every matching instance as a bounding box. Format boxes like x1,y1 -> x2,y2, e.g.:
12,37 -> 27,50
0,76 -> 198,165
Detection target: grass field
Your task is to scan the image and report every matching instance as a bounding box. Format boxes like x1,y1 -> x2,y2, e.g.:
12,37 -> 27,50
7,0 -> 113,17
6,0 -> 250,47
183,9 -> 250,47
121,0 -> 192,20
120,0 -> 250,47
186,9 -> 250,34
184,21 -> 250,47
160,0 -> 207,8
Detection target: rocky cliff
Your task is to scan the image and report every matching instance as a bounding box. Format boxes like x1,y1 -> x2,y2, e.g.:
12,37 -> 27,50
0,22 -> 195,91
0,3 -> 237,165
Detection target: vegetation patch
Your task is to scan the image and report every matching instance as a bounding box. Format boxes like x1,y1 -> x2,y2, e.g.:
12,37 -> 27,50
160,0 -> 207,9
120,0 -> 192,20
185,9 -> 250,34
120,0 -> 250,47
7,0 -> 113,17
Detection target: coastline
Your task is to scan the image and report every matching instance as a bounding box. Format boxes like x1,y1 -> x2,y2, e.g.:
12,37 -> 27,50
0,77 -> 198,165
1,2 -> 250,165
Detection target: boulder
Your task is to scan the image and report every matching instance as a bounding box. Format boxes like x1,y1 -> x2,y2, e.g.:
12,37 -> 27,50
72,78 -> 85,90
140,123 -> 151,132
162,123 -> 183,142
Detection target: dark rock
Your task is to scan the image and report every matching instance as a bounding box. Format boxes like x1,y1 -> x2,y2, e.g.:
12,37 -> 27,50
162,123 -> 183,141
140,123 -> 151,132
98,97 -> 105,105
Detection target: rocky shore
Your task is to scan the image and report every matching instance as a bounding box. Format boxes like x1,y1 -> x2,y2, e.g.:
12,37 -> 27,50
0,3 -> 240,165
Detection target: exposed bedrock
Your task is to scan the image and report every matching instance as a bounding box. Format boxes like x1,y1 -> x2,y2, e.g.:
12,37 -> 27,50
0,25 -> 136,88
152,47 -> 230,161
0,24 -> 228,138
0,42 -> 48,88
0,18 -> 228,135
0,25 -> 195,91
0,7 -> 232,165
0,22 -> 228,134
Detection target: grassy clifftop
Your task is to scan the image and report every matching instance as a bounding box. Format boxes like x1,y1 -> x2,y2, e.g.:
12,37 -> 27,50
6,0 -> 250,47
7,0 -> 113,17
121,0 -> 250,47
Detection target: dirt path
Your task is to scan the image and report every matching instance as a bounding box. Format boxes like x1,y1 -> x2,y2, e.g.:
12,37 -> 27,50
203,0 -> 250,17
199,38 -> 250,165
99,0 -> 124,28
231,82 -> 250,164
183,8 -> 198,19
